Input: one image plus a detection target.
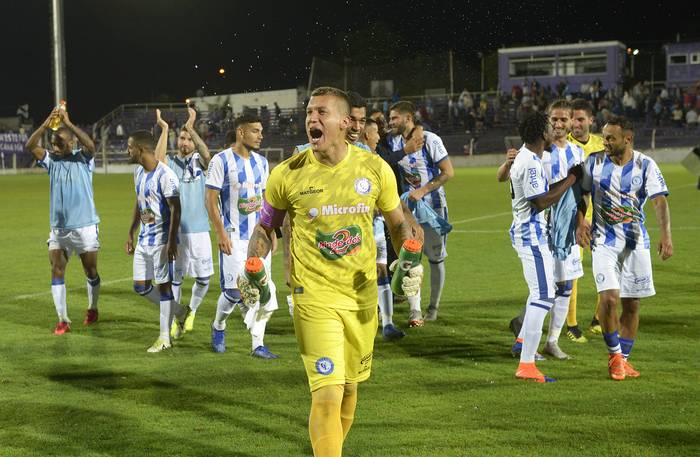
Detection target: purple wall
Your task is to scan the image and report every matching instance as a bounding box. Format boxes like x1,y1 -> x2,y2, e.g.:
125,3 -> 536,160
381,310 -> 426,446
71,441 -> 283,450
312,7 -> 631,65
498,42 -> 626,95
665,42 -> 700,88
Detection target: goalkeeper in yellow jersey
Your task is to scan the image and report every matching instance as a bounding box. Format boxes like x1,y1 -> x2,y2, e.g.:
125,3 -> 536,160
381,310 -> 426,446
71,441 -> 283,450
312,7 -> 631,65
566,98 -> 606,341
238,87 -> 423,457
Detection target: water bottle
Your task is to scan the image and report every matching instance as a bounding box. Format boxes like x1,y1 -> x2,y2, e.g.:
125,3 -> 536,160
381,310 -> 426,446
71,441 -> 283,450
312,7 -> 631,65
243,257 -> 271,305
49,100 -> 67,131
390,239 -> 423,296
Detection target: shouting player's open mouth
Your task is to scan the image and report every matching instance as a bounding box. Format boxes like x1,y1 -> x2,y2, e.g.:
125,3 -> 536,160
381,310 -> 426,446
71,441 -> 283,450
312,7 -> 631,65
309,126 -> 324,147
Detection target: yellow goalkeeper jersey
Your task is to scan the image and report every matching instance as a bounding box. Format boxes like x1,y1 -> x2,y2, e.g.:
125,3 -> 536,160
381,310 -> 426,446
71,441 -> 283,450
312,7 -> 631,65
567,132 -> 605,158
265,142 -> 400,310
567,132 -> 605,220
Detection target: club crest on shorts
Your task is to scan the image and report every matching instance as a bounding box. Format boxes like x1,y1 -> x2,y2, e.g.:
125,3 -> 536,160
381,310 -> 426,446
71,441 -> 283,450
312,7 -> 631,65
315,357 -> 334,375
596,273 -> 605,283
354,177 -> 371,195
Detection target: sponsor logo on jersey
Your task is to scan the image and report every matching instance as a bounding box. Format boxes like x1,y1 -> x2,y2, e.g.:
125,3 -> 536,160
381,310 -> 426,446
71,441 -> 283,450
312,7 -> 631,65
601,204 -> 641,225
316,357 -> 334,375
321,203 -> 370,216
300,186 -> 325,196
354,177 -> 371,195
528,168 -> 539,189
238,195 -> 262,215
140,208 -> 156,224
316,225 -> 363,260
405,168 -> 422,187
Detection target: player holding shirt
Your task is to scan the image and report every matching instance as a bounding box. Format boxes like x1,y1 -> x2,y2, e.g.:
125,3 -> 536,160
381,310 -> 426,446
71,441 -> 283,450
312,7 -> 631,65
153,108 -> 213,335
239,87 -> 422,457
25,107 -> 102,334
509,112 -> 581,383
567,98 -> 607,339
126,130 -> 187,352
577,116 -> 672,380
388,101 -> 454,325
205,114 -> 279,359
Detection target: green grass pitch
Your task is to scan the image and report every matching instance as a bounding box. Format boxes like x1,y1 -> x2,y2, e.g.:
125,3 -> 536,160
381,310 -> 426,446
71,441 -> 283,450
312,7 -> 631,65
0,164 -> 698,456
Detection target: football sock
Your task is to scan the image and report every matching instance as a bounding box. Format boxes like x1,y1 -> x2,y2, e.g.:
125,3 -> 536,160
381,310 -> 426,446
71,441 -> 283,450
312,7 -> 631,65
548,281 -> 572,343
520,299 -> 552,363
566,278 -> 578,326
377,277 -> 393,327
171,281 -> 182,306
134,283 -> 160,306
428,260 -> 445,310
619,337 -> 635,359
213,290 -> 239,331
340,384 -> 358,441
86,275 -> 100,310
51,278 -> 69,322
251,317 -> 268,350
603,330 -> 622,354
159,291 -> 174,340
190,277 -> 210,313
309,385 -> 344,457
407,293 -> 421,314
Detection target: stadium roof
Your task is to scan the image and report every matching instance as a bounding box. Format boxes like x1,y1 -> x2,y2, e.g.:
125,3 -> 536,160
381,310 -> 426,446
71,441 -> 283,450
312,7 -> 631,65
498,41 -> 626,54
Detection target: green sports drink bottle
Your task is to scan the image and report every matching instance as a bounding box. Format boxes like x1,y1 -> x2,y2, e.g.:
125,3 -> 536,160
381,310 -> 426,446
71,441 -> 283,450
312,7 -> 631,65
244,257 -> 271,305
390,239 -> 423,296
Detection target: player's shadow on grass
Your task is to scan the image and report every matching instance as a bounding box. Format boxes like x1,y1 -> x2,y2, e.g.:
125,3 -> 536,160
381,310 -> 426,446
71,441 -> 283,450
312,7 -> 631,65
2,400 -> 257,457
43,367 -> 310,452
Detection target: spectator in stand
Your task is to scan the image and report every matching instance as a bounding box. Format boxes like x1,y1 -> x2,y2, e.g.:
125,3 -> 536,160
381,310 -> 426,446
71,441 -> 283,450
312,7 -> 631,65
672,104 -> 684,127
686,108 -> 698,127
116,123 -> 125,139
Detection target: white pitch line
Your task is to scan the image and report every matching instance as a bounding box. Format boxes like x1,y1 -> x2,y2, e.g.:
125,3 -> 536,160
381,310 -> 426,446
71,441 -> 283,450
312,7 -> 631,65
451,211 -> 511,225
451,226 -> 700,235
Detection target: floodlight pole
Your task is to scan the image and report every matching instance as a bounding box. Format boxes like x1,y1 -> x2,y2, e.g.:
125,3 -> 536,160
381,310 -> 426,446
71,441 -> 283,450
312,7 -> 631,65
51,0 -> 67,105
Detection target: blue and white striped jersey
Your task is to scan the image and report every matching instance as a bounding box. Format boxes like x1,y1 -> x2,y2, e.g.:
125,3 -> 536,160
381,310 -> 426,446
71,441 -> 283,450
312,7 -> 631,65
582,150 -> 668,250
548,141 -> 584,183
167,153 -> 209,234
390,131 -> 449,209
37,149 -> 100,229
134,162 -> 180,246
205,148 -> 269,241
509,145 -> 549,247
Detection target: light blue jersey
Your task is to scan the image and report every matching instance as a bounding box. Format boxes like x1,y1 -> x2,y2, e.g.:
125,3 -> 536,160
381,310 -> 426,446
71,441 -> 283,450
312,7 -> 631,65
167,153 -> 209,234
37,149 -> 100,229
205,148 -> 268,241
134,162 -> 180,246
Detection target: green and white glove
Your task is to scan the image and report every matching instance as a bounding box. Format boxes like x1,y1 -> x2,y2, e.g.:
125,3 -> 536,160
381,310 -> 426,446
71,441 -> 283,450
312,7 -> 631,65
389,261 -> 424,297
237,275 -> 260,307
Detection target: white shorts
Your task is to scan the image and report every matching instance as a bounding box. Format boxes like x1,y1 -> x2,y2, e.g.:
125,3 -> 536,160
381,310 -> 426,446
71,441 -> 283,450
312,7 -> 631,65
47,224 -> 100,256
592,245 -> 655,298
219,236 -> 279,312
514,244 -> 556,301
374,218 -> 387,265
423,207 -> 448,263
174,231 -> 214,280
553,247 -> 584,283
133,243 -> 172,285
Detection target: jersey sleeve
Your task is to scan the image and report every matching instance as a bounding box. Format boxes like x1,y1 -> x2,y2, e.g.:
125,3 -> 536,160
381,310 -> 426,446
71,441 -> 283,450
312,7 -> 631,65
581,155 -> 594,193
523,156 -> 548,200
264,163 -> 288,210
162,169 -> 180,198
261,157 -> 270,193
36,150 -> 52,172
645,159 -> 669,199
205,153 -> 225,190
376,159 -> 401,212
428,133 -> 449,164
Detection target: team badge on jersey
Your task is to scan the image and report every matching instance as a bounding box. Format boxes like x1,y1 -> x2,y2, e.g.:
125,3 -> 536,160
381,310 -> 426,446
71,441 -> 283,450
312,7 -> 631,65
316,357 -> 334,375
316,226 -> 363,260
354,177 -> 371,195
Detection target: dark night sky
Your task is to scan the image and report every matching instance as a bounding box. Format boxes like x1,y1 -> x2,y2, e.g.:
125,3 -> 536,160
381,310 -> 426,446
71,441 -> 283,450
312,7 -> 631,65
3,0 -> 697,122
